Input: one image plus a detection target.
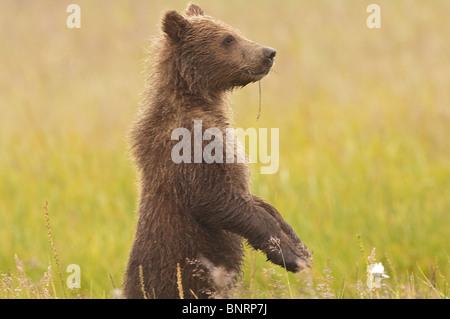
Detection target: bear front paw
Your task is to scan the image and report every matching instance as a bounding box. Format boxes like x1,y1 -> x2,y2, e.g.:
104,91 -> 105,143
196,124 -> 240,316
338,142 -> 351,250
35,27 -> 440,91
266,235 -> 312,273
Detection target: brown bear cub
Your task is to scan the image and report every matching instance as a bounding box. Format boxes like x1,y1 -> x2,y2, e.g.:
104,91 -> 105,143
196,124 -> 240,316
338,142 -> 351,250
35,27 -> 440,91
123,3 -> 311,299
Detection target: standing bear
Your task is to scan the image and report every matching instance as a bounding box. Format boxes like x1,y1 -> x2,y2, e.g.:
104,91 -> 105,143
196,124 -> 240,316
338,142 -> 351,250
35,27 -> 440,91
123,3 -> 311,299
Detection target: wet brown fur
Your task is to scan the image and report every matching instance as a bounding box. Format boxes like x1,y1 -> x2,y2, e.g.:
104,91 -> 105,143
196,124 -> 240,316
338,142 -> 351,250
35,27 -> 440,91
123,3 -> 311,299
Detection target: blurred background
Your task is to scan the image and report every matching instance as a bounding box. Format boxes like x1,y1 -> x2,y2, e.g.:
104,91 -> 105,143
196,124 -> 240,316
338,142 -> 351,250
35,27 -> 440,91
0,0 -> 448,298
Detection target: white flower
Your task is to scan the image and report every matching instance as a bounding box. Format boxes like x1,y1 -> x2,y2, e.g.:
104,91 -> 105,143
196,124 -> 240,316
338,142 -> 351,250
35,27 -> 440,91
367,262 -> 389,289
368,262 -> 387,275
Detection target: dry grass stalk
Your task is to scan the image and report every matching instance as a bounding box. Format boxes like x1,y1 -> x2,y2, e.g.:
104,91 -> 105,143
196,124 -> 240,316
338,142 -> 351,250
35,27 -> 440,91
43,201 -> 66,298
42,265 -> 54,299
0,272 -> 13,298
177,263 -> 184,299
268,236 -> 293,298
14,254 -> 30,298
138,265 -> 148,299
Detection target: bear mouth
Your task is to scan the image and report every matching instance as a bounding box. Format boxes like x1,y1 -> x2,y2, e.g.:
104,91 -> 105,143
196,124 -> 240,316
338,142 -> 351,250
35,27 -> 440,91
248,58 -> 274,76
234,64 -> 272,87
245,67 -> 271,77
247,70 -> 267,76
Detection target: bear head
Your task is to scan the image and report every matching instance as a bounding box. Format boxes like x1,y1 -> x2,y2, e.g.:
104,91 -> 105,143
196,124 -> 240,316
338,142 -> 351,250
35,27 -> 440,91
160,3 -> 276,93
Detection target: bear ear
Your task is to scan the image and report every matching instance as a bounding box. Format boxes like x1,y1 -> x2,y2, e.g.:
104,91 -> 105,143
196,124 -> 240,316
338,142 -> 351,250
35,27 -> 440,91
162,10 -> 189,42
185,3 -> 204,17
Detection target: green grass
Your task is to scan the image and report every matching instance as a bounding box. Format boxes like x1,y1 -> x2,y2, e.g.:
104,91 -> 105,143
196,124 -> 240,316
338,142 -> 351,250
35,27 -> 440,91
0,0 -> 449,298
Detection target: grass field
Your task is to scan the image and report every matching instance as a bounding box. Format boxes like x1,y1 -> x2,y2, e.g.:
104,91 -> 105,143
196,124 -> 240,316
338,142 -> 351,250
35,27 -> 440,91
0,0 -> 448,298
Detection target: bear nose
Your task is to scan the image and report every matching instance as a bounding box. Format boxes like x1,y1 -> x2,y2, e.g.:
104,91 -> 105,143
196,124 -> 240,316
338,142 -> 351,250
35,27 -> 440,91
263,47 -> 276,61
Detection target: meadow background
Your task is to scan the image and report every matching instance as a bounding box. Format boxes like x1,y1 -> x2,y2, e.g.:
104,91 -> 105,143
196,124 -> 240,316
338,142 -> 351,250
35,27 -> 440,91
0,0 -> 448,298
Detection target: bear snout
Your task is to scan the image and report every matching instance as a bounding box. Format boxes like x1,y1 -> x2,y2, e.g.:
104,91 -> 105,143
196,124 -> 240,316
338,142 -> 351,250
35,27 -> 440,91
262,46 -> 276,62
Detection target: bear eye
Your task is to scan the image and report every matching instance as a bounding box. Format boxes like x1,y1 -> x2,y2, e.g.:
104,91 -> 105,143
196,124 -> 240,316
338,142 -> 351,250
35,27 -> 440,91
223,35 -> 235,45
